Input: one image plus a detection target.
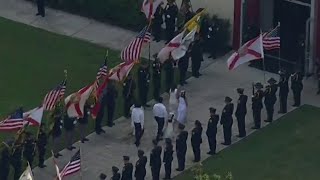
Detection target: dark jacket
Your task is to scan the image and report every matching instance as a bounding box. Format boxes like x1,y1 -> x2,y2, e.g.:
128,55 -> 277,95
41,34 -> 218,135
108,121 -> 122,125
252,90 -> 264,110
150,146 -> 162,167
63,115 -> 76,131
191,40 -> 203,62
163,144 -> 174,163
123,78 -> 136,99
264,85 -> 278,105
191,126 -> 203,145
138,67 -> 150,89
279,75 -> 289,95
111,172 -> 121,180
221,103 -> 234,126
121,163 -> 133,180
37,130 -> 47,149
235,95 -> 248,117
51,116 -> 62,138
291,73 -> 304,92
106,84 -> 118,105
176,131 -> 188,153
206,115 -> 219,137
164,4 -> 178,25
135,156 -> 147,178
153,5 -> 164,24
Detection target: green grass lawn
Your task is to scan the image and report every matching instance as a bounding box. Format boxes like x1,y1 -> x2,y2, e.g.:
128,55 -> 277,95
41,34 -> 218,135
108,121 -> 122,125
175,105 -> 320,180
0,17 -> 186,175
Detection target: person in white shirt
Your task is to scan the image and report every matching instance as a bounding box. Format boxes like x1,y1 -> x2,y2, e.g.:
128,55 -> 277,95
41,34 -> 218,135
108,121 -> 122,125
131,103 -> 144,147
153,97 -> 168,141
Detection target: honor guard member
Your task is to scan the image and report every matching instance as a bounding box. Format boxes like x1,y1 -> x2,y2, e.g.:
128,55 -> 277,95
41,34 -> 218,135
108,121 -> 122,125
206,107 -> 219,155
36,0 -> 45,17
95,89 -> 107,134
135,150 -> 147,180
64,114 -> 77,151
23,132 -> 36,167
0,142 -> 10,180
111,166 -> 121,180
251,82 -> 264,129
164,55 -> 175,92
178,46 -> 191,86
152,2 -> 164,42
164,0 -> 178,43
264,78 -> 278,123
206,22 -> 219,59
175,124 -> 188,171
150,139 -> 162,180
191,34 -> 203,78
131,103 -> 145,147
123,74 -> 136,118
121,156 -> 133,180
11,141 -> 23,180
278,69 -> 290,113
37,124 -> 47,168
235,88 -> 248,137
106,81 -> 118,127
153,97 -> 168,141
220,96 -> 234,145
163,138 -> 174,180
78,103 -> 90,143
191,120 -> 203,162
317,61 -> 320,94
99,173 -> 107,180
152,54 -> 162,100
291,70 -> 304,107
50,108 -> 63,158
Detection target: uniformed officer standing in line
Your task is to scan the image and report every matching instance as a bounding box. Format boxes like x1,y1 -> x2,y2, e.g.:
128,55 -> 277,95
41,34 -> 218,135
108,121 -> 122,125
251,82 -> 264,129
164,56 -> 175,92
121,156 -> 133,180
191,120 -> 203,162
175,124 -> 188,171
95,90 -> 107,134
23,132 -> 36,167
138,63 -> 150,107
36,0 -> 45,17
163,138 -> 174,180
78,103 -> 90,143
37,124 -> 47,168
135,150 -> 147,180
278,69 -> 290,113
264,78 -> 278,123
152,55 -> 162,100
164,0 -> 178,43
178,46 -> 191,86
206,23 -> 219,59
206,107 -> 219,155
150,139 -> 162,180
0,143 -> 10,179
291,70 -> 304,107
50,109 -> 63,158
191,34 -> 203,78
11,142 -> 23,180
106,81 -> 118,127
111,166 -> 121,180
123,74 -> 136,118
64,114 -> 76,151
235,88 -> 247,137
152,2 -> 164,42
220,97 -> 234,146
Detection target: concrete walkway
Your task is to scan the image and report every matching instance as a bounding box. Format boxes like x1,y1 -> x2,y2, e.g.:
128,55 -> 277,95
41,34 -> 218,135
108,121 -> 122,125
1,0 -> 320,180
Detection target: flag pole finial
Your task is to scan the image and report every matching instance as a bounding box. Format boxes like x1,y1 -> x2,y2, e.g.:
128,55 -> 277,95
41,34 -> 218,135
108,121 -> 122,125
64,70 -> 68,78
106,50 -> 109,58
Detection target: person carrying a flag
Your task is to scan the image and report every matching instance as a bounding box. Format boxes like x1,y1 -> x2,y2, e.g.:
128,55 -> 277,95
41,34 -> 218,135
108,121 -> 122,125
123,74 -> 136,118
264,78 -> 278,123
37,123 -> 47,168
64,113 -> 76,151
23,132 -> 36,167
78,102 -> 90,143
106,81 -> 118,127
50,107 -> 63,158
251,82 -> 264,129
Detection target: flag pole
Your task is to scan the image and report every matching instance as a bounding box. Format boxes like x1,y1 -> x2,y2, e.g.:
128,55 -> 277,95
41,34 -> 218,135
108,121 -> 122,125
277,22 -> 281,72
79,146 -> 83,180
261,30 -> 266,84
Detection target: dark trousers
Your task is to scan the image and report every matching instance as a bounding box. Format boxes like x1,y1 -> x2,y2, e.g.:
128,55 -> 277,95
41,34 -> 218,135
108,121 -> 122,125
139,87 -> 149,106
36,0 -> 45,16
155,117 -> 164,140
192,143 -> 201,161
236,115 -> 246,136
65,130 -> 74,148
24,154 -> 34,167
12,161 -> 22,180
38,147 -> 46,166
164,162 -> 172,179
253,109 -> 262,128
191,61 -> 201,77
107,103 -> 115,125
95,109 -> 104,131
165,25 -> 175,41
207,135 -> 216,153
165,70 -> 174,92
151,165 -> 161,180
223,124 -> 232,144
293,90 -> 302,106
279,93 -> 288,113
136,175 -> 145,180
265,104 -> 274,121
134,123 -> 143,146
124,97 -> 133,117
153,78 -> 161,100
152,21 -> 162,41
0,166 -> 9,180
176,150 -> 186,170
179,68 -> 187,85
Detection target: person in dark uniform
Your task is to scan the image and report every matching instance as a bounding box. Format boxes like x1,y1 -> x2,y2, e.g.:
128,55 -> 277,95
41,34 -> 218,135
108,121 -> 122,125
220,96 -> 234,145
111,166 -> 121,180
50,109 -> 63,158
23,132 -> 36,167
37,124 -> 47,168
206,22 -> 219,59
317,61 -> 320,95
0,143 -> 10,180
291,71 -> 304,107
264,78 -> 278,123
95,90 -> 107,134
99,173 -> 107,180
175,124 -> 188,171
164,0 -> 178,43
152,2 -> 164,42
11,143 -> 23,180
251,82 -> 264,129
191,120 -> 203,162
206,107 -> 219,155
183,3 -> 194,24
64,114 -> 76,151
121,156 -> 133,180
123,73 -> 136,118
36,0 -> 45,17
152,55 -> 162,100
178,46 -> 191,86
191,35 -> 203,78
235,88 -> 247,137
163,138 -> 174,180
106,81 -> 118,127
278,69 -> 290,113
78,103 -> 90,142
150,139 -> 162,180
164,56 -> 175,92
135,150 -> 147,180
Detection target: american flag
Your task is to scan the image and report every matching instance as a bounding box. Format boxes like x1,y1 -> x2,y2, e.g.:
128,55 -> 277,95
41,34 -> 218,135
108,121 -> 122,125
43,79 -> 67,111
0,108 -> 24,131
263,25 -> 280,50
94,58 -> 108,89
60,150 -> 81,178
121,26 -> 151,62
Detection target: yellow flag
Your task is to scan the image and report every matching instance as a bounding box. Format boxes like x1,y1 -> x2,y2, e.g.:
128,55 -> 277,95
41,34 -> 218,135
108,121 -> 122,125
184,9 -> 206,32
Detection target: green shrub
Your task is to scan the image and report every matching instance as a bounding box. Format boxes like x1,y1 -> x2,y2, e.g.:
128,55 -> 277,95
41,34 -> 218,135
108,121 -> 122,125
192,164 -> 233,180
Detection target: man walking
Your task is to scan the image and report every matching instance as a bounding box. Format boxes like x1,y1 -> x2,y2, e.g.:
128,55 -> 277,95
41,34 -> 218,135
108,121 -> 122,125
152,3 -> 164,42
95,90 -> 107,134
153,97 -> 168,141
235,88 -> 247,137
150,139 -> 162,180
206,107 -> 219,155
220,97 -> 234,146
131,103 -> 145,147
178,47 -> 191,86
50,108 -> 63,158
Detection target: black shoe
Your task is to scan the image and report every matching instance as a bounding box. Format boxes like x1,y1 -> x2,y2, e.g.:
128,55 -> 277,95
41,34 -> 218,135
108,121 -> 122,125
176,168 -> 184,171
41,14 -> 45,17
193,160 -> 200,163
36,13 -> 40,16
236,135 -> 245,138
207,151 -> 215,155
145,104 -> 151,107
193,75 -> 199,78
107,124 -> 113,127
278,111 -> 285,114
264,120 -> 272,123
134,142 -> 140,147
292,104 -> 297,107
39,164 -> 47,168
251,126 -> 260,129
100,129 -> 106,133
96,131 -> 101,135
198,73 -> 203,76
54,154 -> 59,158
317,91 -> 320,95
221,142 -> 231,146
83,138 -> 89,141
183,81 -> 188,84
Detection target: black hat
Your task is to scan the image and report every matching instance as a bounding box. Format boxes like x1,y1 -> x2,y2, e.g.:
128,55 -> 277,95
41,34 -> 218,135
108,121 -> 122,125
112,166 -> 119,172
254,82 -> 263,89
123,156 -> 130,161
99,173 -> 107,179
138,150 -> 144,156
267,78 -> 277,84
209,107 -> 216,113
225,96 -> 232,103
236,88 -> 244,94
